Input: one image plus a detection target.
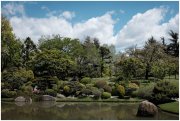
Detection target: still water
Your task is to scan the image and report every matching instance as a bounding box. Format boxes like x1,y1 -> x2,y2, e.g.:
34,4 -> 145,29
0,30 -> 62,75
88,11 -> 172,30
1,101 -> 179,120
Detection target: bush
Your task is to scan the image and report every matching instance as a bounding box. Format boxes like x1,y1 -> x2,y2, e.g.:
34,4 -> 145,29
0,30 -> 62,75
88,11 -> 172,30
128,83 -> 139,90
45,89 -> 57,97
80,77 -> 91,84
101,92 -> 111,99
92,89 -> 101,100
133,84 -> 154,99
63,85 -> 70,96
117,85 -> 125,98
151,80 -> 179,104
95,80 -> 107,89
13,68 -> 34,82
103,85 -> 112,93
21,85 -> 33,96
111,86 -> 118,96
126,83 -> 139,96
131,80 -> 140,86
81,88 -> 92,95
1,89 -> 17,98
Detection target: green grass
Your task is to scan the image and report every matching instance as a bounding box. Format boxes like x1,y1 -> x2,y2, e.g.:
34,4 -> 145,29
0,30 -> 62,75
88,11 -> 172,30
158,101 -> 179,114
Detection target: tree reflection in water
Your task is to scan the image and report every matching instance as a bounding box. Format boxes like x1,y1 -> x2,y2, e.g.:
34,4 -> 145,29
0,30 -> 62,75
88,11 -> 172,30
1,102 -> 179,120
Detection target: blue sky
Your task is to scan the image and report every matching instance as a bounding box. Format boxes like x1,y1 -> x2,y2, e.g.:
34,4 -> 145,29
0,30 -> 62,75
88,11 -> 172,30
1,1 -> 179,52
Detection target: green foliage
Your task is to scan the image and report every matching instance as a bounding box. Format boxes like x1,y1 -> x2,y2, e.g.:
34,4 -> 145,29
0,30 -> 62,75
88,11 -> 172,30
1,89 -> 17,98
95,80 -> 107,89
151,60 -> 166,79
63,85 -> 70,96
21,85 -> 33,96
117,58 -> 145,81
32,49 -> 76,79
151,80 -> 179,104
103,85 -> 112,93
45,89 -> 57,97
133,84 -> 154,99
117,85 -> 125,98
1,16 -> 23,71
81,88 -> 92,96
13,68 -> 34,82
101,92 -> 111,99
80,77 -> 91,84
128,83 -> 139,90
92,89 -> 101,99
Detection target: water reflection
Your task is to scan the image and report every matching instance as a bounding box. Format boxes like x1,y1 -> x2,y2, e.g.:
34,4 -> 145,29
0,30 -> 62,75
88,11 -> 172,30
1,102 -> 179,120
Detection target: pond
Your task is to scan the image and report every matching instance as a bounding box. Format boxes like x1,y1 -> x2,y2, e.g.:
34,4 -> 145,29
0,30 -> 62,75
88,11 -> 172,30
1,102 -> 179,120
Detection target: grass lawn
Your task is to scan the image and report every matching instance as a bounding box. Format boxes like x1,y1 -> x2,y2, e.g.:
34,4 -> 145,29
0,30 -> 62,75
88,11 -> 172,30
158,101 -> 179,114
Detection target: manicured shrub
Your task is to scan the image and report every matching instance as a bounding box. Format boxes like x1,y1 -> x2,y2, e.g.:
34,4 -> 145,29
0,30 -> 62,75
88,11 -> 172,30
63,85 -> 70,95
103,85 -> 112,93
1,89 -> 17,98
117,85 -> 125,98
80,77 -> 91,84
13,68 -> 34,82
151,80 -> 179,104
95,80 -> 107,89
101,92 -> 111,99
45,89 -> 57,97
21,85 -> 33,96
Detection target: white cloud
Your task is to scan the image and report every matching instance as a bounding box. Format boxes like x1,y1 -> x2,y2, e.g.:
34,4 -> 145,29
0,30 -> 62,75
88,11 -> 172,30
10,11 -> 116,45
4,3 -> 179,51
61,11 -> 75,20
2,2 -> 25,16
115,7 -> 179,50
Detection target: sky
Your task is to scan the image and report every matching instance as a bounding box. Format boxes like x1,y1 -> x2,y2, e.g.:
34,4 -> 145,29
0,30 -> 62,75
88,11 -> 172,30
1,1 -> 179,52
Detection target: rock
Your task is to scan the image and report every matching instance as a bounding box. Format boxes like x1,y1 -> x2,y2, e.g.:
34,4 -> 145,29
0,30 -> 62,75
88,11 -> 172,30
57,94 -> 66,99
137,100 -> 158,117
41,95 -> 56,101
15,96 -> 26,102
15,96 -> 32,102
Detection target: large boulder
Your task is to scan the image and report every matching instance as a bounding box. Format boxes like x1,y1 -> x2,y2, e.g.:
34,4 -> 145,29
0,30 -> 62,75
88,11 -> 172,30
15,96 -> 26,102
41,95 -> 56,101
137,100 -> 158,117
15,96 -> 32,102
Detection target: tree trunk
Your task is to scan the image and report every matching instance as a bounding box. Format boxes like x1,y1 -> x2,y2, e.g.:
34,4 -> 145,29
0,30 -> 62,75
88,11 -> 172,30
145,64 -> 150,80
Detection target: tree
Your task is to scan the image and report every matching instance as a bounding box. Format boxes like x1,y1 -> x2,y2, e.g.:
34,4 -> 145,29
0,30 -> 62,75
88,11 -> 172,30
136,37 -> 164,79
117,57 -> 145,81
31,49 -> 76,80
167,30 -> 179,57
1,16 -> 22,71
99,46 -> 111,77
22,37 -> 37,67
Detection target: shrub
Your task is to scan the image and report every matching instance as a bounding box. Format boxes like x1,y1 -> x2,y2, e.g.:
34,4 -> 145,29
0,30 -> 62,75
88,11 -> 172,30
63,85 -> 70,96
95,80 -> 107,89
111,86 -> 118,96
45,89 -> 57,97
101,92 -> 111,99
128,83 -> 139,90
131,80 -> 140,86
133,84 -> 154,99
117,85 -> 125,98
80,77 -> 91,84
13,68 -> 34,82
1,89 -> 17,98
92,89 -> 101,100
151,80 -> 179,104
81,88 -> 92,95
103,85 -> 112,93
21,85 -> 33,96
